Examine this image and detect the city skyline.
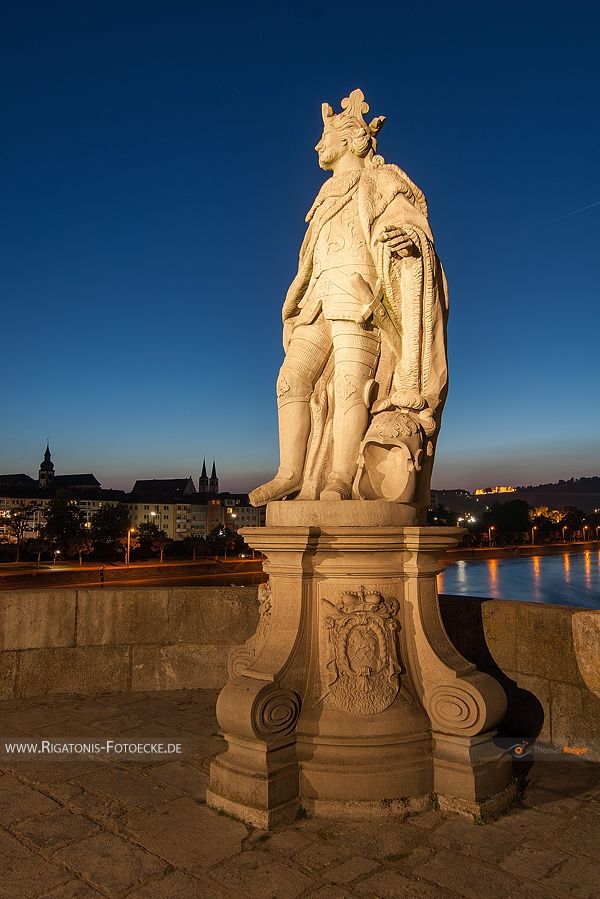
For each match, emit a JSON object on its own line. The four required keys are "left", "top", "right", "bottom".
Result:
{"left": 1, "top": 441, "right": 597, "bottom": 497}
{"left": 2, "top": 2, "right": 599, "bottom": 491}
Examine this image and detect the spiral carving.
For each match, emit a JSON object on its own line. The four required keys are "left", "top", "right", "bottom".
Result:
{"left": 427, "top": 685, "right": 481, "bottom": 733}
{"left": 253, "top": 688, "right": 301, "bottom": 738}
{"left": 227, "top": 647, "right": 252, "bottom": 679}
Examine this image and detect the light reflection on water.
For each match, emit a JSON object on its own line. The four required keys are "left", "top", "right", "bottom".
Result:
{"left": 437, "top": 551, "right": 600, "bottom": 608}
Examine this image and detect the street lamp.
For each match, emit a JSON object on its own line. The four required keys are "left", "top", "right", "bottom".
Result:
{"left": 126, "top": 527, "right": 135, "bottom": 566}
{"left": 531, "top": 526, "right": 537, "bottom": 546}
{"left": 488, "top": 525, "right": 495, "bottom": 546}
{"left": 583, "top": 525, "right": 589, "bottom": 542}
{"left": 562, "top": 525, "right": 568, "bottom": 542}
{"left": 53, "top": 549, "right": 60, "bottom": 567}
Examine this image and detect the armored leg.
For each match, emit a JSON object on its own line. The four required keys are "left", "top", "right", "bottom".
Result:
{"left": 250, "top": 320, "right": 330, "bottom": 506}
{"left": 320, "top": 322, "right": 380, "bottom": 500}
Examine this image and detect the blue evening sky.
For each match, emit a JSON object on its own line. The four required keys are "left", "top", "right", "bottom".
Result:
{"left": 1, "top": 1, "right": 599, "bottom": 492}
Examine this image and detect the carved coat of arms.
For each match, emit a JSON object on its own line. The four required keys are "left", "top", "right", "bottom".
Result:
{"left": 320, "top": 587, "right": 402, "bottom": 716}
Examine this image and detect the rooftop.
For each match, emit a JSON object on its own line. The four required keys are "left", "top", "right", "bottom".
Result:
{"left": 130, "top": 478, "right": 197, "bottom": 499}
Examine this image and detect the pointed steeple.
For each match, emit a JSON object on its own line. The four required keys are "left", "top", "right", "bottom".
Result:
{"left": 209, "top": 459, "right": 219, "bottom": 494}
{"left": 39, "top": 443, "right": 55, "bottom": 488}
{"left": 199, "top": 457, "right": 209, "bottom": 493}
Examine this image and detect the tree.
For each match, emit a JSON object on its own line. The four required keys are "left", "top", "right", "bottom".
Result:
{"left": 24, "top": 534, "right": 52, "bottom": 567}
{"left": 182, "top": 534, "right": 206, "bottom": 561}
{"left": 528, "top": 506, "right": 563, "bottom": 525}
{"left": 90, "top": 503, "right": 130, "bottom": 545}
{"left": 116, "top": 532, "right": 139, "bottom": 563}
{"left": 151, "top": 530, "right": 172, "bottom": 563}
{"left": 134, "top": 522, "right": 162, "bottom": 559}
{"left": 2, "top": 503, "right": 41, "bottom": 561}
{"left": 43, "top": 491, "right": 82, "bottom": 553}
{"left": 482, "top": 500, "right": 530, "bottom": 541}
{"left": 137, "top": 522, "right": 161, "bottom": 543}
{"left": 498, "top": 500, "right": 530, "bottom": 534}
{"left": 206, "top": 525, "right": 244, "bottom": 559}
{"left": 67, "top": 534, "right": 94, "bottom": 566}
{"left": 560, "top": 506, "right": 585, "bottom": 530}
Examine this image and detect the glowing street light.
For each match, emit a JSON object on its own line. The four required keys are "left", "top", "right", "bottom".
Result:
{"left": 126, "top": 527, "right": 136, "bottom": 566}
{"left": 53, "top": 549, "right": 60, "bottom": 567}
{"left": 531, "top": 526, "right": 537, "bottom": 546}
{"left": 583, "top": 525, "right": 589, "bottom": 542}
{"left": 488, "top": 525, "right": 495, "bottom": 546}
{"left": 562, "top": 525, "right": 568, "bottom": 542}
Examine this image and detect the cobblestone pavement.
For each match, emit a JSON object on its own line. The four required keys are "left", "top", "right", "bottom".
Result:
{"left": 0, "top": 690, "right": 599, "bottom": 898}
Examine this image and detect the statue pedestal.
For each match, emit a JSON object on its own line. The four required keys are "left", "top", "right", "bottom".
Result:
{"left": 207, "top": 502, "right": 515, "bottom": 828}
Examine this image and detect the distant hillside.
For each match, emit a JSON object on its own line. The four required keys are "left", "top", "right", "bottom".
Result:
{"left": 512, "top": 477, "right": 600, "bottom": 513}
{"left": 434, "top": 477, "right": 600, "bottom": 514}
{"left": 517, "top": 477, "right": 600, "bottom": 494}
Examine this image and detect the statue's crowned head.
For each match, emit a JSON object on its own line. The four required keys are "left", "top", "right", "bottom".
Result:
{"left": 316, "top": 88, "right": 385, "bottom": 170}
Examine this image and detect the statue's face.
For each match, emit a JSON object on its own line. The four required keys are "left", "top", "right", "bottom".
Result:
{"left": 315, "top": 125, "right": 348, "bottom": 170}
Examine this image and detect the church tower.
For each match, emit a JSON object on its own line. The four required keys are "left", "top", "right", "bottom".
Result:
{"left": 209, "top": 460, "right": 219, "bottom": 495}
{"left": 38, "top": 443, "right": 55, "bottom": 488}
{"left": 199, "top": 459, "right": 209, "bottom": 493}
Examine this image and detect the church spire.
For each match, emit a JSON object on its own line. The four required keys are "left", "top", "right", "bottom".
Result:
{"left": 39, "top": 443, "right": 55, "bottom": 488}
{"left": 199, "top": 457, "right": 209, "bottom": 493}
{"left": 209, "top": 459, "right": 219, "bottom": 494}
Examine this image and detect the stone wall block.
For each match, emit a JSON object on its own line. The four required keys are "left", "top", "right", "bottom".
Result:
{"left": 0, "top": 591, "right": 76, "bottom": 651}
{"left": 0, "top": 652, "right": 17, "bottom": 699}
{"left": 549, "top": 682, "right": 600, "bottom": 761}
{"left": 439, "top": 596, "right": 517, "bottom": 672}
{"left": 76, "top": 589, "right": 170, "bottom": 645}
{"left": 131, "top": 644, "right": 230, "bottom": 691}
{"left": 167, "top": 587, "right": 259, "bottom": 644}
{"left": 508, "top": 671, "right": 552, "bottom": 745}
{"left": 571, "top": 611, "right": 600, "bottom": 697}
{"left": 16, "top": 647, "right": 130, "bottom": 697}
{"left": 515, "top": 605, "right": 581, "bottom": 684}
{"left": 481, "top": 601, "right": 517, "bottom": 672}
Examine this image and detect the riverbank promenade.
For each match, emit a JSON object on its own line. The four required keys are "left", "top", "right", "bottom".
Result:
{"left": 1, "top": 542, "right": 599, "bottom": 592}
{"left": 1, "top": 688, "right": 599, "bottom": 897}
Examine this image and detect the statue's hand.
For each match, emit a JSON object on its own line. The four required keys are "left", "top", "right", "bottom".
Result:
{"left": 373, "top": 391, "right": 426, "bottom": 414}
{"left": 372, "top": 391, "right": 437, "bottom": 436}
{"left": 377, "top": 226, "right": 420, "bottom": 258}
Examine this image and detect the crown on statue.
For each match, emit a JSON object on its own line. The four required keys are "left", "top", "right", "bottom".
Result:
{"left": 321, "top": 88, "right": 386, "bottom": 139}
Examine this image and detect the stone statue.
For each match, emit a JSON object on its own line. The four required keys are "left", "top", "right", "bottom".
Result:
{"left": 250, "top": 89, "right": 448, "bottom": 515}
{"left": 209, "top": 94, "right": 514, "bottom": 827}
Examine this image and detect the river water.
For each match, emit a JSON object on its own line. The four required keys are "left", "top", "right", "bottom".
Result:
{"left": 438, "top": 550, "right": 600, "bottom": 608}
